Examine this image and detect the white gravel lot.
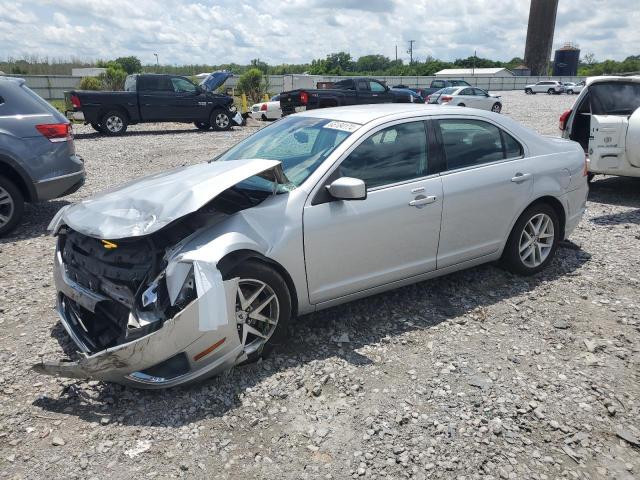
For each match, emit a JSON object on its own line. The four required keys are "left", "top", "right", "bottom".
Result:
{"left": 1, "top": 91, "right": 639, "bottom": 480}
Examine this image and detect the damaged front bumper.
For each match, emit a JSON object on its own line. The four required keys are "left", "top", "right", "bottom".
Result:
{"left": 33, "top": 250, "right": 247, "bottom": 388}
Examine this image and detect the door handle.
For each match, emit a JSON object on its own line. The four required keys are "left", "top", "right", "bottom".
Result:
{"left": 511, "top": 173, "right": 532, "bottom": 183}
{"left": 409, "top": 195, "right": 437, "bottom": 207}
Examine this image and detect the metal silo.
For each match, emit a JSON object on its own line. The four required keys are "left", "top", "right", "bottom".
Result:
{"left": 553, "top": 44, "right": 581, "bottom": 76}
{"left": 524, "top": 0, "right": 559, "bottom": 76}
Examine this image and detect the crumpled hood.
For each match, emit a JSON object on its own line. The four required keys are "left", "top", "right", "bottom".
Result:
{"left": 56, "top": 159, "right": 281, "bottom": 239}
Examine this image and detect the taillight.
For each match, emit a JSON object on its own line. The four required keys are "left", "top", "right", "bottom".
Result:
{"left": 260, "top": 103, "right": 267, "bottom": 111}
{"left": 70, "top": 94, "right": 81, "bottom": 109}
{"left": 299, "top": 91, "right": 308, "bottom": 104}
{"left": 36, "top": 123, "right": 72, "bottom": 143}
{"left": 559, "top": 109, "right": 572, "bottom": 131}
{"left": 441, "top": 95, "right": 453, "bottom": 102}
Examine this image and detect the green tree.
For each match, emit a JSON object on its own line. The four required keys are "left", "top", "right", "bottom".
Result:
{"left": 99, "top": 66, "right": 127, "bottom": 90}
{"left": 237, "top": 68, "right": 269, "bottom": 103}
{"left": 114, "top": 56, "right": 142, "bottom": 74}
{"left": 79, "top": 76, "right": 102, "bottom": 90}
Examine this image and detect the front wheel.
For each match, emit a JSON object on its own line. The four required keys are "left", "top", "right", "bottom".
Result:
{"left": 223, "top": 261, "right": 292, "bottom": 362}
{"left": 525, "top": 88, "right": 532, "bottom": 94}
{"left": 458, "top": 103, "right": 466, "bottom": 107}
{"left": 547, "top": 89, "right": 555, "bottom": 95}
{"left": 194, "top": 121, "right": 211, "bottom": 131}
{"left": 101, "top": 110, "right": 128, "bottom": 135}
{"left": 501, "top": 204, "right": 560, "bottom": 276}
{"left": 0, "top": 176, "right": 25, "bottom": 237}
{"left": 567, "top": 90, "right": 574, "bottom": 95}
{"left": 211, "top": 109, "right": 232, "bottom": 131}
{"left": 90, "top": 123, "right": 104, "bottom": 133}
{"left": 491, "top": 102, "right": 502, "bottom": 113}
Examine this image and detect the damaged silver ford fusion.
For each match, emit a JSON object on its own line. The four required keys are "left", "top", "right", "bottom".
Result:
{"left": 35, "top": 159, "right": 297, "bottom": 388}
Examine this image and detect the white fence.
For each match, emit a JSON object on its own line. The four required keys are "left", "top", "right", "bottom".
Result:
{"left": 6, "top": 74, "right": 586, "bottom": 100}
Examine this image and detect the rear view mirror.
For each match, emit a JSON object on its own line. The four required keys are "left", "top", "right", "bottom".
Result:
{"left": 294, "top": 131, "right": 308, "bottom": 143}
{"left": 327, "top": 177, "right": 367, "bottom": 200}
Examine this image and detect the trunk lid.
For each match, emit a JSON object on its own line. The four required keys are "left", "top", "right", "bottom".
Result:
{"left": 57, "top": 159, "right": 284, "bottom": 239}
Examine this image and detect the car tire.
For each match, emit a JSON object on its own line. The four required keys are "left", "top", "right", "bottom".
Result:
{"left": 90, "top": 123, "right": 104, "bottom": 133}
{"left": 211, "top": 109, "right": 232, "bottom": 131}
{"left": 261, "top": 114, "right": 268, "bottom": 121}
{"left": 101, "top": 110, "right": 128, "bottom": 135}
{"left": 567, "top": 89, "right": 574, "bottom": 95}
{"left": 547, "top": 89, "right": 555, "bottom": 95}
{"left": 458, "top": 103, "right": 466, "bottom": 107}
{"left": 587, "top": 172, "right": 595, "bottom": 183}
{"left": 501, "top": 203, "right": 560, "bottom": 276}
{"left": 194, "top": 121, "right": 211, "bottom": 130}
{"left": 0, "top": 176, "right": 25, "bottom": 237}
{"left": 491, "top": 102, "right": 502, "bottom": 113}
{"left": 525, "top": 88, "right": 532, "bottom": 94}
{"left": 223, "top": 260, "right": 292, "bottom": 362}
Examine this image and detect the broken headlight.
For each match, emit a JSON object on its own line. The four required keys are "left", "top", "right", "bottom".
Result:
{"left": 173, "top": 266, "right": 196, "bottom": 310}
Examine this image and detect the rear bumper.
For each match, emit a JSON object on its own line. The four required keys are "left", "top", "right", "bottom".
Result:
{"left": 563, "top": 181, "right": 588, "bottom": 239}
{"left": 35, "top": 162, "right": 86, "bottom": 201}
{"left": 34, "top": 161, "right": 85, "bottom": 201}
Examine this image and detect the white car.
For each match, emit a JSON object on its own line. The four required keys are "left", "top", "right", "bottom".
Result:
{"left": 524, "top": 81, "right": 565, "bottom": 95}
{"left": 561, "top": 76, "right": 640, "bottom": 179}
{"left": 250, "top": 95, "right": 282, "bottom": 121}
{"left": 563, "top": 82, "right": 585, "bottom": 95}
{"left": 427, "top": 87, "right": 502, "bottom": 113}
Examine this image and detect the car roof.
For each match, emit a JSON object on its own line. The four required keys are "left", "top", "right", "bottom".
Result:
{"left": 586, "top": 75, "right": 640, "bottom": 86}
{"left": 0, "top": 76, "right": 25, "bottom": 85}
{"left": 296, "top": 103, "right": 490, "bottom": 124}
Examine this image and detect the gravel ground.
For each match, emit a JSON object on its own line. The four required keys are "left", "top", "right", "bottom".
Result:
{"left": 1, "top": 91, "right": 639, "bottom": 479}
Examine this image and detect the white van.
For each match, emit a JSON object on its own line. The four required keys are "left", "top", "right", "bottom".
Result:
{"left": 560, "top": 76, "right": 640, "bottom": 179}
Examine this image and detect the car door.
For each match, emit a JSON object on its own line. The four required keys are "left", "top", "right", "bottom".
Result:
{"left": 458, "top": 88, "right": 475, "bottom": 107}
{"left": 369, "top": 80, "right": 392, "bottom": 103}
{"left": 303, "top": 120, "right": 443, "bottom": 304}
{"left": 534, "top": 82, "right": 545, "bottom": 94}
{"left": 167, "top": 77, "right": 209, "bottom": 121}
{"left": 435, "top": 117, "right": 534, "bottom": 268}
{"left": 473, "top": 88, "right": 492, "bottom": 110}
{"left": 139, "top": 76, "right": 176, "bottom": 121}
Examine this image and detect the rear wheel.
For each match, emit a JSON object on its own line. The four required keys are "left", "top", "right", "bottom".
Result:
{"left": 261, "top": 114, "right": 268, "bottom": 121}
{"left": 90, "top": 123, "right": 104, "bottom": 133}
{"left": 547, "top": 88, "right": 555, "bottom": 95}
{"left": 211, "top": 109, "right": 232, "bottom": 131}
{"left": 0, "top": 176, "right": 24, "bottom": 237}
{"left": 501, "top": 204, "right": 560, "bottom": 276}
{"left": 223, "top": 261, "right": 292, "bottom": 362}
{"left": 491, "top": 102, "right": 502, "bottom": 113}
{"left": 194, "top": 121, "right": 211, "bottom": 130}
{"left": 567, "top": 89, "right": 574, "bottom": 95}
{"left": 101, "top": 110, "right": 128, "bottom": 135}
{"left": 458, "top": 103, "right": 466, "bottom": 107}
{"left": 525, "top": 88, "right": 533, "bottom": 94}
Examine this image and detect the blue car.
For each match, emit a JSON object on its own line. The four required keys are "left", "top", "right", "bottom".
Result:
{"left": 0, "top": 77, "right": 85, "bottom": 235}
{"left": 391, "top": 87, "right": 425, "bottom": 103}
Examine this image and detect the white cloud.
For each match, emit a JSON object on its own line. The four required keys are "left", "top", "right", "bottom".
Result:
{"left": 0, "top": 0, "right": 638, "bottom": 65}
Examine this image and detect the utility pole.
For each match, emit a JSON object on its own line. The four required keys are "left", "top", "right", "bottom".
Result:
{"left": 472, "top": 49, "right": 476, "bottom": 76}
{"left": 154, "top": 53, "right": 159, "bottom": 72}
{"left": 395, "top": 45, "right": 398, "bottom": 62}
{"left": 407, "top": 40, "right": 415, "bottom": 64}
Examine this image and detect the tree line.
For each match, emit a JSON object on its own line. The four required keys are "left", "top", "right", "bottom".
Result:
{"left": 2, "top": 52, "right": 639, "bottom": 78}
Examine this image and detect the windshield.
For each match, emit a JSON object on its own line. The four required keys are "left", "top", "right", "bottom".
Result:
{"left": 216, "top": 116, "right": 358, "bottom": 187}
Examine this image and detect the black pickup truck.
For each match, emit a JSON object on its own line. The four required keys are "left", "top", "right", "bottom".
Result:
{"left": 421, "top": 79, "right": 473, "bottom": 97}
{"left": 66, "top": 72, "right": 241, "bottom": 135}
{"left": 279, "top": 77, "right": 414, "bottom": 116}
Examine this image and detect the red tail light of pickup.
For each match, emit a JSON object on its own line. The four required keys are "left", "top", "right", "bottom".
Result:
{"left": 559, "top": 109, "right": 572, "bottom": 131}
{"left": 70, "top": 94, "right": 81, "bottom": 109}
{"left": 299, "top": 91, "right": 309, "bottom": 104}
{"left": 36, "top": 123, "right": 73, "bottom": 143}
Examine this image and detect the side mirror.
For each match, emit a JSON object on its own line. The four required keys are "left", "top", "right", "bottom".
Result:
{"left": 327, "top": 177, "right": 367, "bottom": 201}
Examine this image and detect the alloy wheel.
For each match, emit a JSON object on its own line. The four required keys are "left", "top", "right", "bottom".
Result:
{"left": 519, "top": 213, "right": 555, "bottom": 268}
{"left": 215, "top": 113, "right": 230, "bottom": 129}
{"left": 105, "top": 115, "right": 124, "bottom": 133}
{"left": 0, "top": 186, "right": 15, "bottom": 228}
{"left": 491, "top": 103, "right": 501, "bottom": 113}
{"left": 235, "top": 279, "right": 280, "bottom": 355}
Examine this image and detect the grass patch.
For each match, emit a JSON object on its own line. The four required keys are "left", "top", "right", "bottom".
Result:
{"left": 49, "top": 99, "right": 66, "bottom": 113}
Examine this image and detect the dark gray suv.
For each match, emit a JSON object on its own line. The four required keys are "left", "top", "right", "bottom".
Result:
{"left": 0, "top": 77, "right": 85, "bottom": 236}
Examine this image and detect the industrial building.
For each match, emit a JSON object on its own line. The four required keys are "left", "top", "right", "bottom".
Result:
{"left": 434, "top": 68, "right": 514, "bottom": 77}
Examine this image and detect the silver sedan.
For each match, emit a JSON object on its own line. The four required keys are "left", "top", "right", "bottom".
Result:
{"left": 428, "top": 86, "right": 503, "bottom": 113}
{"left": 36, "top": 104, "right": 587, "bottom": 388}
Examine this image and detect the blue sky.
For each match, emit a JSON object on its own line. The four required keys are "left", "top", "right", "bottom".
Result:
{"left": 0, "top": 0, "right": 637, "bottom": 65}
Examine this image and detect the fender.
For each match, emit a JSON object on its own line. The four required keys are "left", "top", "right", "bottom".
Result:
{"left": 0, "top": 153, "right": 37, "bottom": 201}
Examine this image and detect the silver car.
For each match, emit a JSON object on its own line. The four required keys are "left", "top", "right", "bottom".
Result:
{"left": 35, "top": 104, "right": 588, "bottom": 388}
{"left": 428, "top": 87, "right": 502, "bottom": 113}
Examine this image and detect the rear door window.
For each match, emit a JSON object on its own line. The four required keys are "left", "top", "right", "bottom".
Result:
{"left": 437, "top": 119, "right": 522, "bottom": 170}
{"left": 589, "top": 82, "right": 640, "bottom": 115}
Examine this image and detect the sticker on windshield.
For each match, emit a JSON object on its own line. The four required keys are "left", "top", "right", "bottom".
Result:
{"left": 324, "top": 121, "right": 361, "bottom": 132}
